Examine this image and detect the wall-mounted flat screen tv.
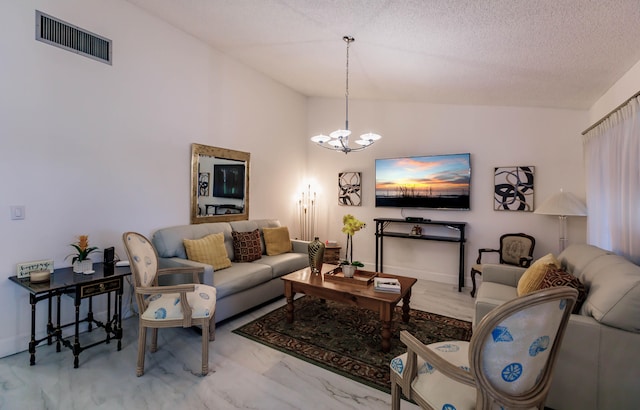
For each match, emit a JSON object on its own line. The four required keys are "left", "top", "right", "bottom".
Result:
{"left": 375, "top": 153, "right": 471, "bottom": 210}
{"left": 213, "top": 164, "right": 245, "bottom": 199}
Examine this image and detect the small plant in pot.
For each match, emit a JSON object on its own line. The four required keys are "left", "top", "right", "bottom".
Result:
{"left": 340, "top": 260, "right": 364, "bottom": 278}
{"left": 66, "top": 235, "right": 98, "bottom": 273}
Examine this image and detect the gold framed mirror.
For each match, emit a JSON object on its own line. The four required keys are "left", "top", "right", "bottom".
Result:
{"left": 191, "top": 143, "right": 250, "bottom": 224}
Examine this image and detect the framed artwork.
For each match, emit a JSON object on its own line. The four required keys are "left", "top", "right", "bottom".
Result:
{"left": 198, "top": 172, "right": 210, "bottom": 197}
{"left": 494, "top": 166, "right": 535, "bottom": 211}
{"left": 338, "top": 172, "right": 362, "bottom": 206}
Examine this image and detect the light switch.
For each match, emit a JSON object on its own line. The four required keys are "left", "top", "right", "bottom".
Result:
{"left": 10, "top": 205, "right": 25, "bottom": 220}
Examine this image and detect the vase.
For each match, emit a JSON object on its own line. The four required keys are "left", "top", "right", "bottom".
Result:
{"left": 308, "top": 237, "right": 325, "bottom": 274}
{"left": 342, "top": 264, "right": 356, "bottom": 278}
{"left": 73, "top": 259, "right": 93, "bottom": 273}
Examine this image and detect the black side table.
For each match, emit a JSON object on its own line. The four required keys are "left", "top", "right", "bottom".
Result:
{"left": 9, "top": 263, "right": 131, "bottom": 368}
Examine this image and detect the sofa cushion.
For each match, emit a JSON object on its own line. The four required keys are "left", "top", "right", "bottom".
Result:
{"left": 538, "top": 267, "right": 587, "bottom": 313}
{"left": 211, "top": 263, "right": 273, "bottom": 299}
{"left": 258, "top": 253, "right": 309, "bottom": 278}
{"left": 557, "top": 244, "right": 612, "bottom": 282}
{"left": 232, "top": 229, "right": 262, "bottom": 262}
{"left": 183, "top": 232, "right": 231, "bottom": 271}
{"left": 263, "top": 226, "right": 292, "bottom": 256}
{"left": 152, "top": 222, "right": 232, "bottom": 259}
{"left": 517, "top": 253, "right": 560, "bottom": 296}
{"left": 578, "top": 254, "right": 640, "bottom": 332}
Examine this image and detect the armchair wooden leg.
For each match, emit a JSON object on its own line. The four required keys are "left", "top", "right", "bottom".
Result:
{"left": 391, "top": 379, "right": 401, "bottom": 410}
{"left": 470, "top": 268, "right": 481, "bottom": 298}
{"left": 137, "top": 324, "right": 146, "bottom": 377}
{"left": 208, "top": 313, "right": 216, "bottom": 341}
{"left": 201, "top": 321, "right": 209, "bottom": 376}
{"left": 150, "top": 328, "right": 158, "bottom": 353}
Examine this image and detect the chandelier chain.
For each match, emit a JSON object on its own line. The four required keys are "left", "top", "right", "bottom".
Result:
{"left": 344, "top": 36, "right": 353, "bottom": 131}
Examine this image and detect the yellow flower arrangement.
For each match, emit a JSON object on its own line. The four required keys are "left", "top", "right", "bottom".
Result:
{"left": 67, "top": 235, "right": 99, "bottom": 263}
{"left": 341, "top": 214, "right": 366, "bottom": 266}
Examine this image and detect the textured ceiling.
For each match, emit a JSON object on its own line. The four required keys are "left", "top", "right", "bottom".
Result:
{"left": 125, "top": 0, "right": 640, "bottom": 109}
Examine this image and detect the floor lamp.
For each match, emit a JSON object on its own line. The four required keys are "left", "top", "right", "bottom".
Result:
{"left": 534, "top": 189, "right": 587, "bottom": 253}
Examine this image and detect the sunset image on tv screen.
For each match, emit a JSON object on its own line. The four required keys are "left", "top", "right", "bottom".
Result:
{"left": 375, "top": 153, "right": 471, "bottom": 209}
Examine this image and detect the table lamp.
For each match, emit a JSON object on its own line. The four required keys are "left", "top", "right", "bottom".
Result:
{"left": 534, "top": 189, "right": 587, "bottom": 253}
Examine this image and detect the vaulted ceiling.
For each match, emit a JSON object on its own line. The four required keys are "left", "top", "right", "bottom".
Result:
{"left": 126, "top": 0, "right": 640, "bottom": 110}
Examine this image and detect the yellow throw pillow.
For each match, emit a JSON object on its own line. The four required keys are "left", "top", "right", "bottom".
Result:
{"left": 263, "top": 226, "right": 292, "bottom": 256}
{"left": 183, "top": 232, "right": 231, "bottom": 270}
{"left": 517, "top": 253, "right": 560, "bottom": 296}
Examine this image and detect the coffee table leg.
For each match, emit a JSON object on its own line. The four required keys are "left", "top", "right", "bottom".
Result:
{"left": 402, "top": 289, "right": 412, "bottom": 323}
{"left": 381, "top": 320, "right": 392, "bottom": 352}
{"left": 286, "top": 295, "right": 294, "bottom": 323}
{"left": 284, "top": 282, "right": 294, "bottom": 323}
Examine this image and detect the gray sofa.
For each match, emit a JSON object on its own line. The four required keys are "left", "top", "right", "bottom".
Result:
{"left": 474, "top": 243, "right": 640, "bottom": 410}
{"left": 151, "top": 219, "right": 309, "bottom": 323}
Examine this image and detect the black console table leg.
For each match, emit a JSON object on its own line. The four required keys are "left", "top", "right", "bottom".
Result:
{"left": 116, "top": 286, "right": 123, "bottom": 350}
{"left": 73, "top": 300, "right": 80, "bottom": 368}
{"left": 56, "top": 293, "right": 62, "bottom": 352}
{"left": 46, "top": 294, "right": 53, "bottom": 345}
{"left": 29, "top": 294, "right": 37, "bottom": 366}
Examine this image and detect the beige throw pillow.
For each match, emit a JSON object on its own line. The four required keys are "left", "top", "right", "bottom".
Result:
{"left": 517, "top": 253, "right": 560, "bottom": 296}
{"left": 183, "top": 232, "right": 231, "bottom": 270}
{"left": 263, "top": 226, "right": 292, "bottom": 256}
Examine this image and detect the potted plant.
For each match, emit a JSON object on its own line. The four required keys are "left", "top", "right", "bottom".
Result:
{"left": 341, "top": 214, "right": 365, "bottom": 277}
{"left": 67, "top": 235, "right": 98, "bottom": 273}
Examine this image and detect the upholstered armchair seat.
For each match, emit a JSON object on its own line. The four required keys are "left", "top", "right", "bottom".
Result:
{"left": 141, "top": 285, "right": 216, "bottom": 321}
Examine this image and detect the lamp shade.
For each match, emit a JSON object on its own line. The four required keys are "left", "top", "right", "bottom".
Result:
{"left": 534, "top": 190, "right": 587, "bottom": 216}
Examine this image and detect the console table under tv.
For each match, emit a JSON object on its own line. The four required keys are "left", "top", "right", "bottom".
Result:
{"left": 374, "top": 218, "right": 467, "bottom": 292}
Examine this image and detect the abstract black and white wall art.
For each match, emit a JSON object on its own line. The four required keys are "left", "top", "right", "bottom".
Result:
{"left": 338, "top": 172, "right": 362, "bottom": 206}
{"left": 494, "top": 166, "right": 535, "bottom": 211}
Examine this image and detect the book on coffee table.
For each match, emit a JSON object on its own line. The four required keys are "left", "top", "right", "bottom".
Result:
{"left": 374, "top": 277, "right": 401, "bottom": 293}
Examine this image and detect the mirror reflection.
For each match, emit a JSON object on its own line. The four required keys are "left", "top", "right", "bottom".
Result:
{"left": 191, "top": 143, "right": 250, "bottom": 224}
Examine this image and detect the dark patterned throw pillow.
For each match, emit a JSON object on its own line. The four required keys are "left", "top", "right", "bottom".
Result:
{"left": 539, "top": 267, "right": 587, "bottom": 314}
{"left": 232, "top": 229, "right": 262, "bottom": 262}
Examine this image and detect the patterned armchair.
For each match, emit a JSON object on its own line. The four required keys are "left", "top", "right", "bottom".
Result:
{"left": 390, "top": 287, "right": 577, "bottom": 410}
{"left": 122, "top": 232, "right": 217, "bottom": 376}
{"left": 470, "top": 233, "right": 535, "bottom": 297}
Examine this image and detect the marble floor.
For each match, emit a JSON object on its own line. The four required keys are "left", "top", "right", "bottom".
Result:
{"left": 0, "top": 280, "right": 474, "bottom": 410}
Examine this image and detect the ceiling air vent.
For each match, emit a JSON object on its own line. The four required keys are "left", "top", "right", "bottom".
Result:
{"left": 35, "top": 10, "right": 112, "bottom": 65}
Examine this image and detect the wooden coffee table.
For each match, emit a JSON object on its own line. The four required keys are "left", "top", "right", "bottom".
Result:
{"left": 281, "top": 264, "right": 417, "bottom": 352}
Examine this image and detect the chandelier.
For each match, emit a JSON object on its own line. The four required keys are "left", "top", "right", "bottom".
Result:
{"left": 310, "top": 36, "right": 382, "bottom": 154}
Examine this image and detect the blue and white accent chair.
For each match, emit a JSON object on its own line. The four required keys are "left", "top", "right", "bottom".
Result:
{"left": 122, "top": 232, "right": 217, "bottom": 376}
{"left": 390, "top": 287, "right": 577, "bottom": 410}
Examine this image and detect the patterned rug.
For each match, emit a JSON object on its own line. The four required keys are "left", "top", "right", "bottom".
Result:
{"left": 233, "top": 296, "right": 472, "bottom": 392}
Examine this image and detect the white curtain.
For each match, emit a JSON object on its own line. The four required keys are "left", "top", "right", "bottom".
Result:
{"left": 582, "top": 96, "right": 640, "bottom": 264}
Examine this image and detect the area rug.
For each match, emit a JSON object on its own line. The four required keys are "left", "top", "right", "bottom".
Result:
{"left": 233, "top": 296, "right": 472, "bottom": 392}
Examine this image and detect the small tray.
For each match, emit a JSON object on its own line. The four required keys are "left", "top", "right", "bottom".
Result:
{"left": 324, "top": 269, "right": 377, "bottom": 287}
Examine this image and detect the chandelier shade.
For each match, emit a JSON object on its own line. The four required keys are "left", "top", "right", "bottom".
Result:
{"left": 310, "top": 36, "right": 382, "bottom": 154}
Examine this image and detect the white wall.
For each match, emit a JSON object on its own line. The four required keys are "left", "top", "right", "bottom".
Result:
{"left": 0, "top": 0, "right": 306, "bottom": 357}
{"left": 306, "top": 98, "right": 588, "bottom": 284}
{"left": 589, "top": 58, "right": 640, "bottom": 123}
